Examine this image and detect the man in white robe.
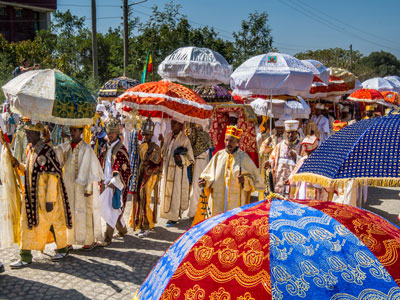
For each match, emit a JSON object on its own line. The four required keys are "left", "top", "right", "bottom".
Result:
{"left": 311, "top": 103, "right": 330, "bottom": 143}
{"left": 198, "top": 126, "right": 265, "bottom": 217}
{"left": 159, "top": 119, "right": 194, "bottom": 226}
{"left": 265, "top": 120, "right": 302, "bottom": 197}
{"left": 98, "top": 118, "right": 131, "bottom": 246}
{"left": 56, "top": 126, "right": 104, "bottom": 249}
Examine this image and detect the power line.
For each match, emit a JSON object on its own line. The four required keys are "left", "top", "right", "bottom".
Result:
{"left": 294, "top": 0, "right": 399, "bottom": 46}
{"left": 278, "top": 0, "right": 400, "bottom": 52}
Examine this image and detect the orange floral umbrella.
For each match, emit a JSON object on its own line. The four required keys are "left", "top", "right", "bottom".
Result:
{"left": 381, "top": 91, "right": 399, "bottom": 106}
{"left": 116, "top": 80, "right": 213, "bottom": 126}
{"left": 347, "top": 88, "right": 397, "bottom": 108}
{"left": 347, "top": 88, "right": 384, "bottom": 102}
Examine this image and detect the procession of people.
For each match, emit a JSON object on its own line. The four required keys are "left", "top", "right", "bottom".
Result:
{"left": 0, "top": 48, "right": 399, "bottom": 300}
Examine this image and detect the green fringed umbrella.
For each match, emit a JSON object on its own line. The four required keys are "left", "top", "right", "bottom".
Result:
{"left": 2, "top": 69, "right": 96, "bottom": 126}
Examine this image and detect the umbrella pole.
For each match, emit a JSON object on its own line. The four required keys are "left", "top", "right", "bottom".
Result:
{"left": 270, "top": 94, "right": 273, "bottom": 133}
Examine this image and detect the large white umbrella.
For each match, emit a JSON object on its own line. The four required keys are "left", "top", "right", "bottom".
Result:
{"left": 384, "top": 76, "right": 400, "bottom": 91}
{"left": 157, "top": 46, "right": 233, "bottom": 85}
{"left": 362, "top": 77, "right": 399, "bottom": 93}
{"left": 301, "top": 59, "right": 330, "bottom": 84}
{"left": 230, "top": 53, "right": 314, "bottom": 97}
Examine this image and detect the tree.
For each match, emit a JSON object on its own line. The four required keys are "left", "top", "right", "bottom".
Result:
{"left": 232, "top": 12, "right": 274, "bottom": 68}
{"left": 295, "top": 48, "right": 363, "bottom": 71}
{"left": 354, "top": 51, "right": 400, "bottom": 81}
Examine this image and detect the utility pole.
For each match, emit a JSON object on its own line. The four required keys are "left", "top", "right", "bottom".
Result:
{"left": 122, "top": 0, "right": 148, "bottom": 77}
{"left": 349, "top": 44, "right": 353, "bottom": 72}
{"left": 123, "top": 0, "right": 129, "bottom": 77}
{"left": 91, "top": 0, "right": 98, "bottom": 84}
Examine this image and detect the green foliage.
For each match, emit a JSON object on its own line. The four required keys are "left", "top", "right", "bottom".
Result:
{"left": 295, "top": 48, "right": 363, "bottom": 70}
{"left": 355, "top": 51, "right": 400, "bottom": 81}
{"left": 295, "top": 48, "right": 400, "bottom": 81}
{"left": 232, "top": 12, "right": 273, "bottom": 68}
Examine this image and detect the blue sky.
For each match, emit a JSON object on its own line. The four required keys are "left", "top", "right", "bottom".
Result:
{"left": 57, "top": 0, "right": 400, "bottom": 58}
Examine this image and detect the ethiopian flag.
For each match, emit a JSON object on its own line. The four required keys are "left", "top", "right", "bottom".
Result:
{"left": 141, "top": 51, "right": 153, "bottom": 83}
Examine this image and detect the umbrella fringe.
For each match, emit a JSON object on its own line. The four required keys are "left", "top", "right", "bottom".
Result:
{"left": 292, "top": 173, "right": 400, "bottom": 188}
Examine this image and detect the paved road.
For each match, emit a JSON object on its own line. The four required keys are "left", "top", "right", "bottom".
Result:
{"left": 0, "top": 187, "right": 399, "bottom": 300}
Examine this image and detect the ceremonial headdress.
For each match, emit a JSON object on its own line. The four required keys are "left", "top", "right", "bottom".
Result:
{"left": 24, "top": 121, "right": 44, "bottom": 132}
{"left": 142, "top": 117, "right": 155, "bottom": 135}
{"left": 301, "top": 135, "right": 319, "bottom": 152}
{"left": 225, "top": 125, "right": 243, "bottom": 139}
{"left": 105, "top": 117, "right": 120, "bottom": 134}
{"left": 333, "top": 120, "right": 348, "bottom": 132}
{"left": 284, "top": 120, "right": 299, "bottom": 132}
{"left": 315, "top": 103, "right": 325, "bottom": 110}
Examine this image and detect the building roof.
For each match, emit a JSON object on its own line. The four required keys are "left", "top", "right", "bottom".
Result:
{"left": 0, "top": 0, "right": 57, "bottom": 12}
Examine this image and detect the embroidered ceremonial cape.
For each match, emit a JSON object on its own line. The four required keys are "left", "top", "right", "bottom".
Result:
{"left": 99, "top": 140, "right": 132, "bottom": 206}
{"left": 133, "top": 141, "right": 162, "bottom": 230}
{"left": 24, "top": 141, "right": 72, "bottom": 229}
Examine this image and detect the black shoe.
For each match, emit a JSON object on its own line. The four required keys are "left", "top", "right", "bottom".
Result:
{"left": 0, "top": 262, "right": 4, "bottom": 273}
{"left": 166, "top": 220, "right": 177, "bottom": 227}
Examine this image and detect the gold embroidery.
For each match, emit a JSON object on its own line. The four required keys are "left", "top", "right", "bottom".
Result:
{"left": 217, "top": 238, "right": 239, "bottom": 268}
{"left": 172, "top": 261, "right": 271, "bottom": 293}
{"left": 184, "top": 285, "right": 205, "bottom": 300}
{"left": 237, "top": 292, "right": 255, "bottom": 300}
{"left": 193, "top": 236, "right": 214, "bottom": 266}
{"left": 242, "top": 239, "right": 264, "bottom": 271}
{"left": 209, "top": 287, "right": 231, "bottom": 300}
{"left": 160, "top": 284, "right": 180, "bottom": 300}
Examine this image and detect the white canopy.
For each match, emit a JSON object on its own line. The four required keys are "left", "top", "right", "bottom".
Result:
{"left": 250, "top": 96, "right": 310, "bottom": 119}
{"left": 384, "top": 76, "right": 400, "bottom": 91}
{"left": 301, "top": 59, "right": 330, "bottom": 84}
{"left": 230, "top": 53, "right": 314, "bottom": 97}
{"left": 362, "top": 77, "right": 400, "bottom": 93}
{"left": 157, "top": 46, "right": 233, "bottom": 85}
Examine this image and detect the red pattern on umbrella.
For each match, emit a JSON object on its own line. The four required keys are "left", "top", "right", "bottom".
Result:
{"left": 116, "top": 80, "right": 213, "bottom": 125}
{"left": 327, "top": 74, "right": 349, "bottom": 96}
{"left": 309, "top": 75, "right": 328, "bottom": 96}
{"left": 347, "top": 88, "right": 384, "bottom": 102}
{"left": 161, "top": 201, "right": 272, "bottom": 299}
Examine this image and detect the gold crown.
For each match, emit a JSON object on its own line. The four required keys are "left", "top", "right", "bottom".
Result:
{"left": 24, "top": 121, "right": 44, "bottom": 132}
{"left": 225, "top": 125, "right": 243, "bottom": 139}
{"left": 142, "top": 117, "right": 155, "bottom": 135}
{"left": 105, "top": 117, "right": 120, "bottom": 133}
